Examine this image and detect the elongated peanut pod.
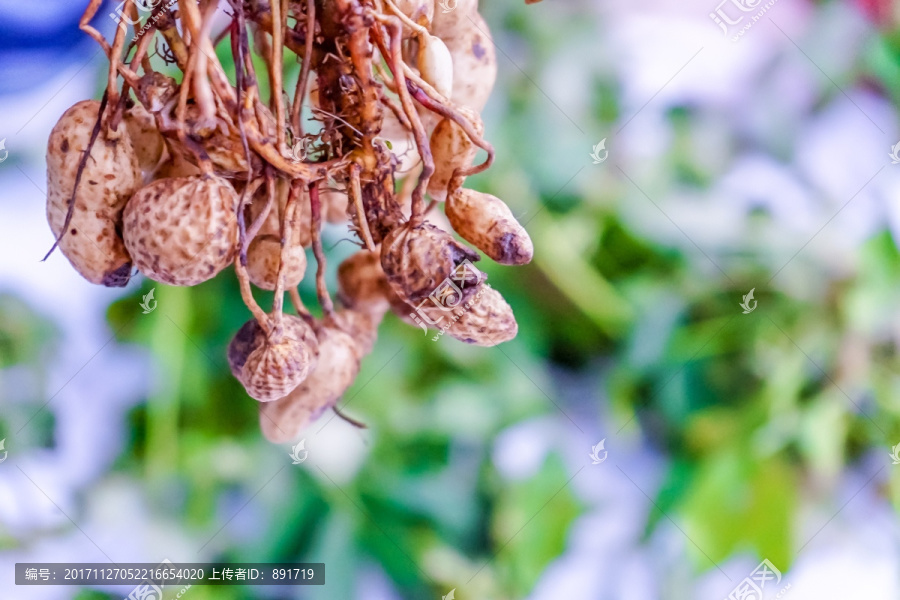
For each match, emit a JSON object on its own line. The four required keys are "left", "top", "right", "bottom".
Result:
{"left": 417, "top": 33, "right": 454, "bottom": 99}
{"left": 259, "top": 326, "right": 361, "bottom": 443}
{"left": 428, "top": 285, "right": 518, "bottom": 346}
{"left": 427, "top": 108, "right": 482, "bottom": 201}
{"left": 444, "top": 12, "right": 497, "bottom": 112}
{"left": 46, "top": 100, "right": 140, "bottom": 287}
{"left": 446, "top": 188, "right": 533, "bottom": 265}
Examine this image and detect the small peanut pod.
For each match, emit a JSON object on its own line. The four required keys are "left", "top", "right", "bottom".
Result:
{"left": 337, "top": 249, "right": 392, "bottom": 316}
{"left": 417, "top": 32, "right": 454, "bottom": 99}
{"left": 246, "top": 236, "right": 308, "bottom": 291}
{"left": 46, "top": 100, "right": 141, "bottom": 287}
{"left": 427, "top": 108, "right": 482, "bottom": 201}
{"left": 229, "top": 315, "right": 319, "bottom": 403}
{"left": 380, "top": 221, "right": 484, "bottom": 305}
{"left": 259, "top": 326, "right": 361, "bottom": 443}
{"left": 332, "top": 308, "right": 384, "bottom": 356}
{"left": 124, "top": 104, "right": 165, "bottom": 172}
{"left": 123, "top": 174, "right": 239, "bottom": 286}
{"left": 446, "top": 188, "right": 533, "bottom": 265}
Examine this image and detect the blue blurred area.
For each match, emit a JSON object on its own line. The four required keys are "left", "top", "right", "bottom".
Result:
{"left": 0, "top": 0, "right": 102, "bottom": 94}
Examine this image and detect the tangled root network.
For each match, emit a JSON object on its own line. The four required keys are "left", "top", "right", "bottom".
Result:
{"left": 45, "top": 0, "right": 539, "bottom": 442}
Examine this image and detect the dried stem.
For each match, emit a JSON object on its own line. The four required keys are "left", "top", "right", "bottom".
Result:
{"left": 269, "top": 0, "right": 288, "bottom": 150}
{"left": 235, "top": 257, "right": 272, "bottom": 334}
{"left": 408, "top": 82, "right": 494, "bottom": 179}
{"left": 243, "top": 177, "right": 271, "bottom": 252}
{"left": 272, "top": 177, "right": 300, "bottom": 334}
{"left": 350, "top": 163, "right": 377, "bottom": 252}
{"left": 289, "top": 287, "right": 312, "bottom": 320}
{"left": 291, "top": 0, "right": 316, "bottom": 135}
{"left": 376, "top": 18, "right": 433, "bottom": 225}
{"left": 308, "top": 181, "right": 335, "bottom": 317}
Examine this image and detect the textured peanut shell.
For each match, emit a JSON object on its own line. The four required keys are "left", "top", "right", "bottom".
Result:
{"left": 246, "top": 235, "right": 308, "bottom": 291}
{"left": 443, "top": 12, "right": 497, "bottom": 112}
{"left": 228, "top": 315, "right": 319, "bottom": 403}
{"left": 446, "top": 188, "right": 533, "bottom": 265}
{"left": 123, "top": 174, "right": 239, "bottom": 286}
{"left": 380, "top": 221, "right": 482, "bottom": 304}
{"left": 338, "top": 250, "right": 391, "bottom": 315}
{"left": 432, "top": 285, "right": 518, "bottom": 346}
{"left": 124, "top": 104, "right": 164, "bottom": 172}
{"left": 427, "top": 108, "right": 482, "bottom": 201}
{"left": 46, "top": 99, "right": 140, "bottom": 287}
{"left": 333, "top": 308, "right": 385, "bottom": 356}
{"left": 259, "top": 327, "right": 361, "bottom": 443}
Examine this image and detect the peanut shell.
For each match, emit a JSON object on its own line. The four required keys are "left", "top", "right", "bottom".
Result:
{"left": 228, "top": 315, "right": 319, "bottom": 402}
{"left": 444, "top": 11, "right": 497, "bottom": 112}
{"left": 246, "top": 235, "right": 308, "bottom": 291}
{"left": 380, "top": 221, "right": 484, "bottom": 304}
{"left": 123, "top": 174, "right": 239, "bottom": 286}
{"left": 338, "top": 249, "right": 392, "bottom": 315}
{"left": 446, "top": 188, "right": 533, "bottom": 265}
{"left": 124, "top": 103, "right": 164, "bottom": 172}
{"left": 46, "top": 99, "right": 140, "bottom": 287}
{"left": 259, "top": 326, "right": 361, "bottom": 443}
{"left": 430, "top": 284, "right": 518, "bottom": 346}
{"left": 427, "top": 108, "right": 482, "bottom": 201}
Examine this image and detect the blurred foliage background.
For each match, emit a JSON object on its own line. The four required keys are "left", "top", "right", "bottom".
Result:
{"left": 4, "top": 0, "right": 900, "bottom": 598}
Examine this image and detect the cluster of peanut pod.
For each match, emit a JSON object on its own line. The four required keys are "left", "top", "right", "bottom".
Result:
{"left": 45, "top": 0, "right": 535, "bottom": 442}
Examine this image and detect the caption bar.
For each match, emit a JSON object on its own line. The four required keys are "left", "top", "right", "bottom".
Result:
{"left": 16, "top": 563, "right": 324, "bottom": 586}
